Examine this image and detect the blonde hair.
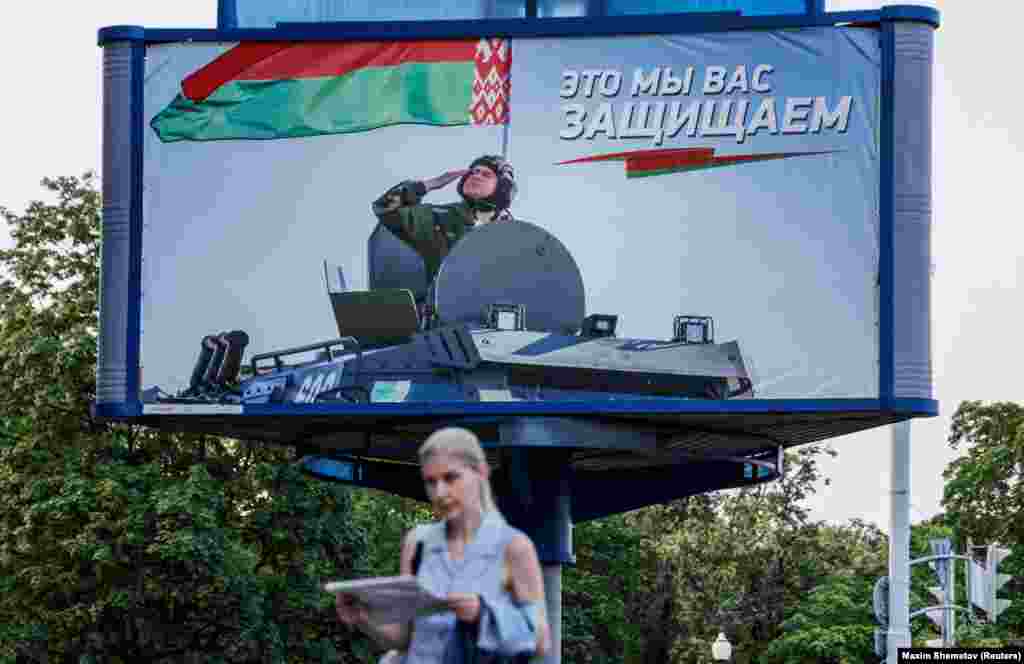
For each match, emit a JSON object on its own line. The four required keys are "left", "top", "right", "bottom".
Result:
{"left": 419, "top": 427, "right": 501, "bottom": 517}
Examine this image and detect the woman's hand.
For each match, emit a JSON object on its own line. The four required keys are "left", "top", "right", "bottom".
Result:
{"left": 378, "top": 651, "right": 404, "bottom": 664}
{"left": 446, "top": 592, "right": 481, "bottom": 623}
{"left": 423, "top": 170, "right": 468, "bottom": 192}
{"left": 335, "top": 593, "right": 370, "bottom": 628}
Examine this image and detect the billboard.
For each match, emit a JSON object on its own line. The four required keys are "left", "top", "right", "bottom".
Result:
{"left": 131, "top": 24, "right": 883, "bottom": 413}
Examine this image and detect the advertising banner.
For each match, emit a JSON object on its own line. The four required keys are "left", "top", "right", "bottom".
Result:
{"left": 140, "top": 26, "right": 880, "bottom": 411}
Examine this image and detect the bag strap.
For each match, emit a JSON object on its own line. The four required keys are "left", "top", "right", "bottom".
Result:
{"left": 411, "top": 540, "right": 424, "bottom": 575}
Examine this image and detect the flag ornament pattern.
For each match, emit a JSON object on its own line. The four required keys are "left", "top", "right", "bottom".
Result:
{"left": 470, "top": 38, "right": 510, "bottom": 125}
{"left": 556, "top": 147, "right": 839, "bottom": 178}
{"left": 151, "top": 38, "right": 510, "bottom": 143}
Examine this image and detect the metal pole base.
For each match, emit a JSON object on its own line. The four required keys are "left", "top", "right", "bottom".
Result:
{"left": 493, "top": 448, "right": 574, "bottom": 664}
{"left": 541, "top": 565, "right": 563, "bottom": 664}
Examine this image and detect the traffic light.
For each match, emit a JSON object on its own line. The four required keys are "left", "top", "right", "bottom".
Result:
{"left": 873, "top": 576, "right": 889, "bottom": 625}
{"left": 988, "top": 546, "right": 1012, "bottom": 622}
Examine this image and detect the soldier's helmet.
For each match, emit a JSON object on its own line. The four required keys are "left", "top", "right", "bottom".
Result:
{"left": 457, "top": 155, "right": 517, "bottom": 212}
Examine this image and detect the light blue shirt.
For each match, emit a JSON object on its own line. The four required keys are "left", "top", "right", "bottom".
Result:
{"left": 403, "top": 511, "right": 539, "bottom": 663}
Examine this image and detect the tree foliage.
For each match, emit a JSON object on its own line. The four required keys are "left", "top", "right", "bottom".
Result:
{"left": 638, "top": 446, "right": 879, "bottom": 664}
{"left": 0, "top": 175, "right": 369, "bottom": 662}
{"left": 943, "top": 400, "right": 1024, "bottom": 636}
{"left": 944, "top": 401, "right": 1024, "bottom": 548}
{"left": 555, "top": 445, "right": 894, "bottom": 664}
{"left": 762, "top": 574, "right": 878, "bottom": 664}
{"left": 561, "top": 513, "right": 646, "bottom": 664}
{"left": 350, "top": 489, "right": 433, "bottom": 578}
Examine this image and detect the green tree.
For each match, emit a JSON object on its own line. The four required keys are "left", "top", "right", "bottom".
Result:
{"left": 604, "top": 446, "right": 873, "bottom": 663}
{"left": 762, "top": 574, "right": 878, "bottom": 664}
{"left": 350, "top": 489, "right": 433, "bottom": 578}
{"left": 942, "top": 400, "right": 1024, "bottom": 637}
{"left": 561, "top": 513, "right": 646, "bottom": 664}
{"left": 0, "top": 174, "right": 368, "bottom": 662}
{"left": 684, "top": 447, "right": 842, "bottom": 663}
{"left": 763, "top": 517, "right": 964, "bottom": 663}
{"left": 944, "top": 401, "right": 1024, "bottom": 547}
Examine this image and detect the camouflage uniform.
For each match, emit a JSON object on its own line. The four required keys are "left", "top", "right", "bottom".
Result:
{"left": 372, "top": 180, "right": 512, "bottom": 286}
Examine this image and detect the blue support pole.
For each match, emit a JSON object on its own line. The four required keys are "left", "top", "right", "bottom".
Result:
{"left": 492, "top": 449, "right": 573, "bottom": 664}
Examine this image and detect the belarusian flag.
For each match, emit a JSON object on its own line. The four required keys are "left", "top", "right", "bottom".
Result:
{"left": 151, "top": 38, "right": 510, "bottom": 143}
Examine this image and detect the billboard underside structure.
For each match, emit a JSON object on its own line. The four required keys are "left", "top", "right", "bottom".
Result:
{"left": 97, "top": 11, "right": 936, "bottom": 481}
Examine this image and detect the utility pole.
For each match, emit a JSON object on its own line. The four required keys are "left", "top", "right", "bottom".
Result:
{"left": 887, "top": 420, "right": 912, "bottom": 664}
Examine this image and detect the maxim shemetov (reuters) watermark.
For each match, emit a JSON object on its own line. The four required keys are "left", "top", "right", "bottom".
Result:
{"left": 898, "top": 648, "right": 1023, "bottom": 661}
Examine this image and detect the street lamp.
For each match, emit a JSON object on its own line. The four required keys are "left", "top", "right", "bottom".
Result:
{"left": 711, "top": 632, "right": 732, "bottom": 661}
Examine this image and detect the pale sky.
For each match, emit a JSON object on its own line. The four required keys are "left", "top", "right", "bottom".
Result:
{"left": 2, "top": 0, "right": 1019, "bottom": 531}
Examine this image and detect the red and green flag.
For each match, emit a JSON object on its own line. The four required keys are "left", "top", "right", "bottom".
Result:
{"left": 151, "top": 38, "right": 510, "bottom": 143}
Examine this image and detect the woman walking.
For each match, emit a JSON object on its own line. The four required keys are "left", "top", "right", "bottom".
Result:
{"left": 337, "top": 427, "right": 550, "bottom": 663}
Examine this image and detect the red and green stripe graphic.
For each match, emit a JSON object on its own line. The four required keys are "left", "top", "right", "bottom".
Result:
{"left": 151, "top": 39, "right": 510, "bottom": 143}
{"left": 556, "top": 147, "right": 838, "bottom": 178}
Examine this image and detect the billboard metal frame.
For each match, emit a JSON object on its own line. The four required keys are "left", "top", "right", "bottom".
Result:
{"left": 96, "top": 5, "right": 941, "bottom": 425}
{"left": 107, "top": 6, "right": 935, "bottom": 43}
{"left": 215, "top": 0, "right": 829, "bottom": 28}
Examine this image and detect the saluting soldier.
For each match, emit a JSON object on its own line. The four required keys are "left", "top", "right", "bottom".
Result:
{"left": 371, "top": 155, "right": 518, "bottom": 288}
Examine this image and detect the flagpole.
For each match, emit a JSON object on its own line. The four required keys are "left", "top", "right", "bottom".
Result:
{"left": 502, "top": 37, "right": 511, "bottom": 160}
{"left": 478, "top": 0, "right": 509, "bottom": 160}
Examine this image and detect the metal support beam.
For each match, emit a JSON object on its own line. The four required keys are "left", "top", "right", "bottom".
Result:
{"left": 492, "top": 448, "right": 573, "bottom": 664}
{"left": 887, "top": 420, "right": 911, "bottom": 663}
{"left": 542, "top": 566, "right": 563, "bottom": 664}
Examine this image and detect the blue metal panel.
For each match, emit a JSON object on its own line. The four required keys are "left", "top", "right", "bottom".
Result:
{"left": 100, "top": 6, "right": 940, "bottom": 45}
{"left": 99, "top": 399, "right": 939, "bottom": 420}
{"left": 604, "top": 0, "right": 805, "bottom": 17}
{"left": 300, "top": 455, "right": 428, "bottom": 500}
{"left": 880, "top": 5, "right": 940, "bottom": 28}
{"left": 218, "top": 0, "right": 239, "bottom": 29}
{"left": 127, "top": 42, "right": 144, "bottom": 406}
{"left": 96, "top": 25, "right": 145, "bottom": 45}
{"left": 275, "top": 9, "right": 878, "bottom": 36}
{"left": 493, "top": 0, "right": 529, "bottom": 18}
{"left": 300, "top": 451, "right": 575, "bottom": 563}
{"left": 878, "top": 19, "right": 895, "bottom": 406}
{"left": 890, "top": 22, "right": 935, "bottom": 401}
{"left": 97, "top": 29, "right": 146, "bottom": 409}
{"left": 232, "top": 0, "right": 495, "bottom": 27}
{"left": 95, "top": 398, "right": 937, "bottom": 419}
{"left": 297, "top": 454, "right": 772, "bottom": 545}
{"left": 303, "top": 456, "right": 362, "bottom": 482}
{"left": 225, "top": 0, "right": 820, "bottom": 25}
{"left": 234, "top": 397, "right": 937, "bottom": 417}
{"left": 877, "top": 7, "right": 942, "bottom": 407}
{"left": 570, "top": 459, "right": 775, "bottom": 522}
{"left": 98, "top": 43, "right": 133, "bottom": 405}
{"left": 537, "top": 0, "right": 585, "bottom": 17}
{"left": 94, "top": 402, "right": 143, "bottom": 418}
{"left": 112, "top": 9, "right": 888, "bottom": 45}
{"left": 300, "top": 456, "right": 778, "bottom": 525}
